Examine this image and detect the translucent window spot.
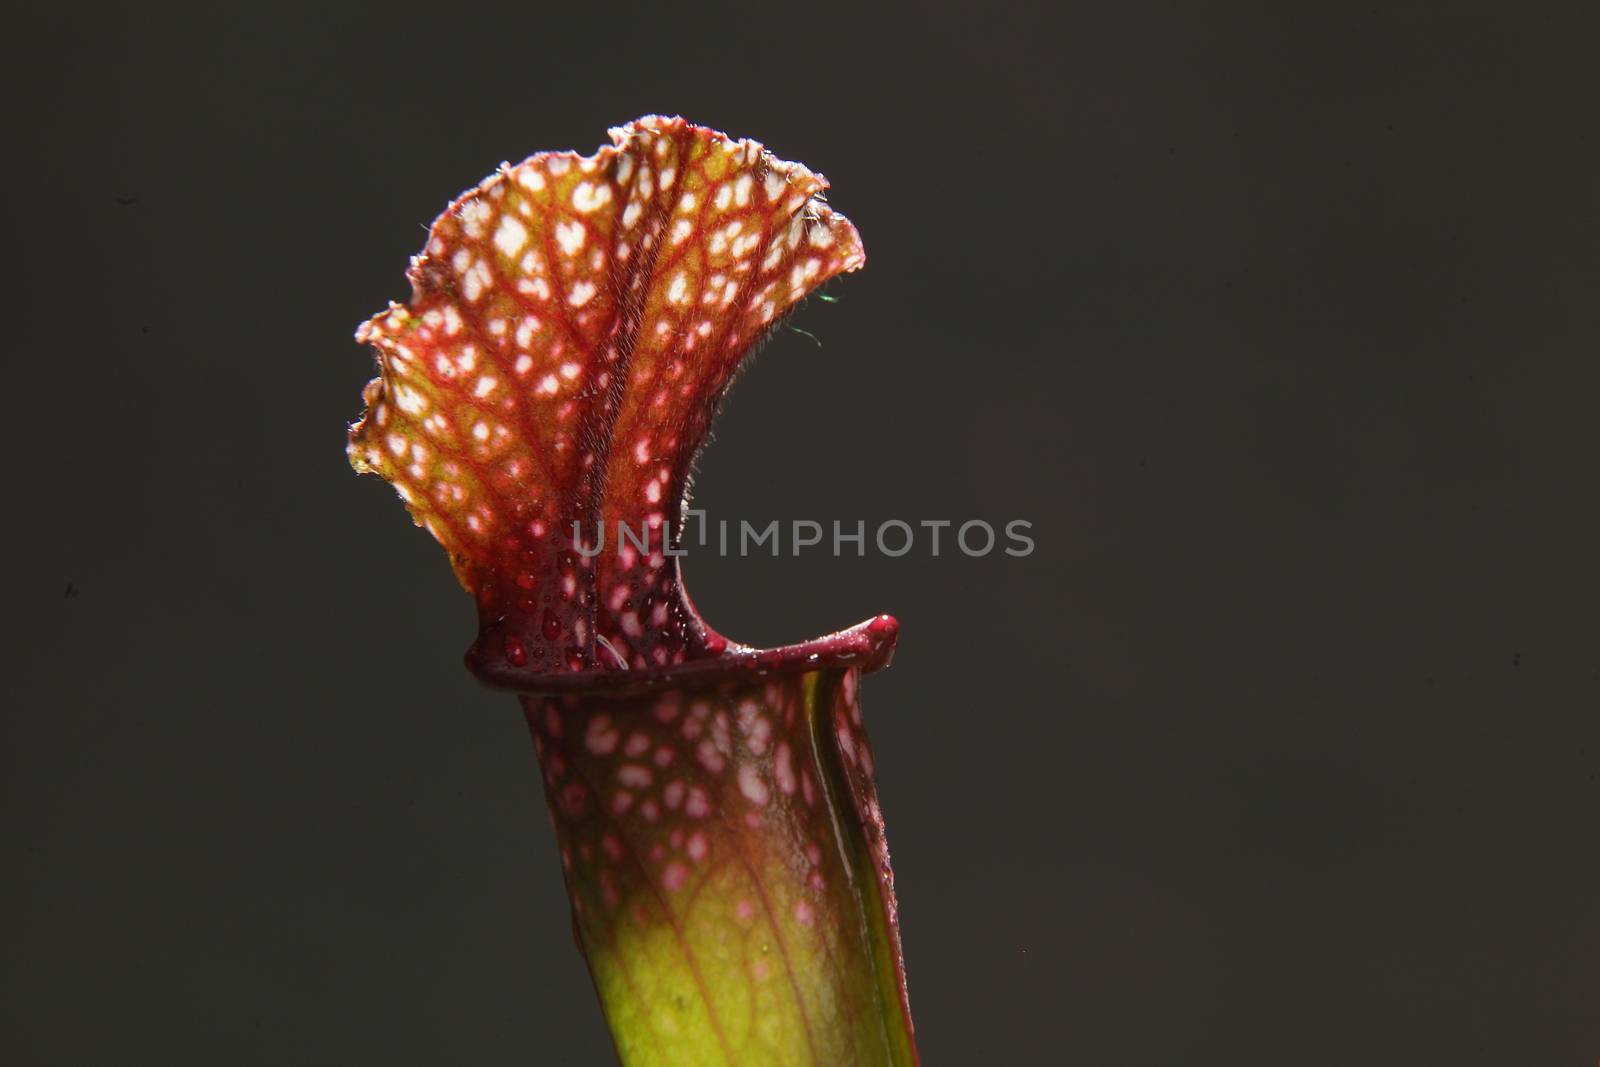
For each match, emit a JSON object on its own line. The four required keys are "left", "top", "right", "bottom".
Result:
{"left": 493, "top": 215, "right": 528, "bottom": 257}
{"left": 555, "top": 220, "right": 586, "bottom": 256}
{"left": 571, "top": 181, "right": 612, "bottom": 213}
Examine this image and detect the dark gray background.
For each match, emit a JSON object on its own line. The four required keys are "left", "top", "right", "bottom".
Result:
{"left": 5, "top": 2, "right": 1597, "bottom": 1063}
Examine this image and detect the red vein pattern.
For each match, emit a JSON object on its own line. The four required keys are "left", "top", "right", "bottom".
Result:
{"left": 349, "top": 116, "right": 864, "bottom": 678}
{"left": 527, "top": 668, "right": 917, "bottom": 1065}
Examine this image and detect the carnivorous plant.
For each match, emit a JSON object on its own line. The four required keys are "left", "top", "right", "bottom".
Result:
{"left": 349, "top": 116, "right": 918, "bottom": 1066}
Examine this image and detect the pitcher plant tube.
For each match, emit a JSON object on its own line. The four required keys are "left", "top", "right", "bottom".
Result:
{"left": 348, "top": 116, "right": 919, "bottom": 1066}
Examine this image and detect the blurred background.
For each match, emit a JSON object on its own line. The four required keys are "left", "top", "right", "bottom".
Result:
{"left": 4, "top": 2, "right": 1597, "bottom": 1063}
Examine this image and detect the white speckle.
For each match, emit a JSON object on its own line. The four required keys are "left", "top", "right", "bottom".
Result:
{"left": 394, "top": 384, "right": 427, "bottom": 415}
{"left": 538, "top": 374, "right": 560, "bottom": 395}
{"left": 774, "top": 742, "right": 796, "bottom": 794}
{"left": 617, "top": 764, "right": 653, "bottom": 789}
{"left": 472, "top": 421, "right": 490, "bottom": 442}
{"left": 763, "top": 171, "right": 785, "bottom": 200}
{"left": 514, "top": 354, "right": 534, "bottom": 376}
{"left": 738, "top": 764, "right": 770, "bottom": 806}
{"left": 685, "top": 787, "right": 710, "bottom": 818}
{"left": 670, "top": 218, "right": 692, "bottom": 245}
{"left": 555, "top": 220, "right": 586, "bottom": 256}
{"left": 493, "top": 215, "right": 528, "bottom": 257}
{"left": 560, "top": 361, "right": 580, "bottom": 380}
{"left": 696, "top": 739, "right": 725, "bottom": 774}
{"left": 668, "top": 273, "right": 689, "bottom": 304}
{"left": 462, "top": 261, "right": 485, "bottom": 302}
{"left": 459, "top": 199, "right": 490, "bottom": 237}
{"left": 571, "top": 181, "right": 612, "bottom": 213}
{"left": 473, "top": 375, "right": 498, "bottom": 398}
{"left": 714, "top": 184, "right": 732, "bottom": 211}
{"left": 585, "top": 715, "right": 619, "bottom": 755}
{"left": 517, "top": 168, "right": 546, "bottom": 192}
{"left": 662, "top": 862, "right": 688, "bottom": 892}
{"left": 733, "top": 174, "right": 752, "bottom": 206}
{"left": 568, "top": 280, "right": 596, "bottom": 306}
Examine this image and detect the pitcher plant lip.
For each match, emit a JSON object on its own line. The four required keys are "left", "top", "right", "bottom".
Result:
{"left": 470, "top": 613, "right": 899, "bottom": 696}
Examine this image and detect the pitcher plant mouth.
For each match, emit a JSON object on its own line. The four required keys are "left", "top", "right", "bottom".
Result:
{"left": 348, "top": 115, "right": 920, "bottom": 1065}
